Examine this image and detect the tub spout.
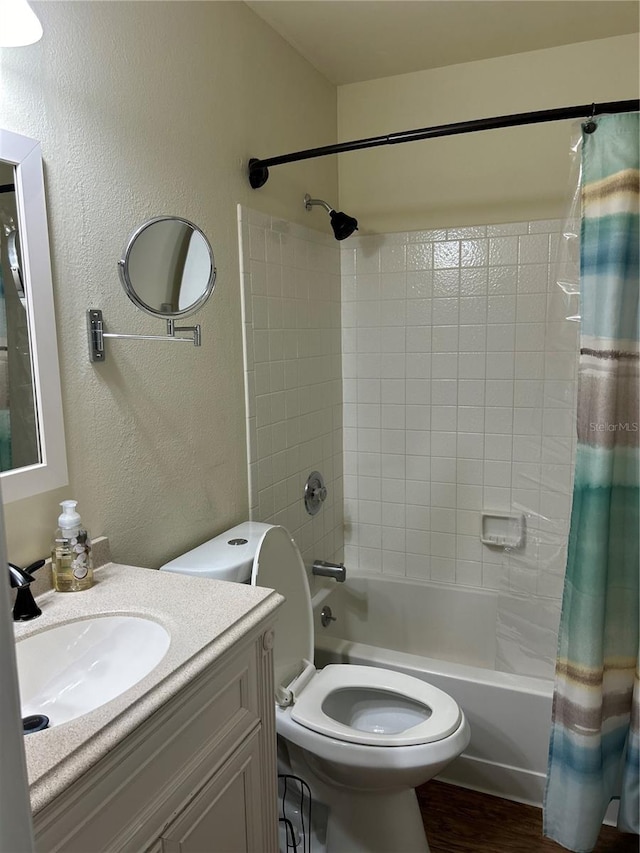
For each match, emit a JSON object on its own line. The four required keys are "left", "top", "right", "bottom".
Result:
{"left": 312, "top": 560, "right": 346, "bottom": 583}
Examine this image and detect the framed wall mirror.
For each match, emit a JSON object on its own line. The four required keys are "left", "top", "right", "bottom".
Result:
{"left": 0, "top": 129, "right": 67, "bottom": 502}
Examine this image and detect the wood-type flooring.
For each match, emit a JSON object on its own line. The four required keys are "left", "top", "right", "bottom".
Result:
{"left": 417, "top": 782, "right": 638, "bottom": 853}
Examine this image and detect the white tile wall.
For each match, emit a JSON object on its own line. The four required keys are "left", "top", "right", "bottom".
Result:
{"left": 342, "top": 220, "right": 578, "bottom": 677}
{"left": 238, "top": 206, "right": 343, "bottom": 567}
{"left": 240, "top": 208, "right": 578, "bottom": 679}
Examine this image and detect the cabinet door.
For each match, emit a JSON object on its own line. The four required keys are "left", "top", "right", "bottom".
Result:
{"left": 160, "top": 732, "right": 263, "bottom": 853}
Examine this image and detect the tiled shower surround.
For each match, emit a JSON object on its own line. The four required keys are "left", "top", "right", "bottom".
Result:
{"left": 240, "top": 208, "right": 578, "bottom": 678}
{"left": 341, "top": 221, "right": 578, "bottom": 677}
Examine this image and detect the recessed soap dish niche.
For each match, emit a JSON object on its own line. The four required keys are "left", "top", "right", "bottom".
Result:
{"left": 480, "top": 512, "right": 525, "bottom": 549}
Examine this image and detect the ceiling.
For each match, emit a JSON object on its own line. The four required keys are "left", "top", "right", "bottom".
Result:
{"left": 246, "top": 1, "right": 640, "bottom": 85}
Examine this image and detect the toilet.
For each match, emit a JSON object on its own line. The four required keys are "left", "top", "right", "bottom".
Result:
{"left": 161, "top": 522, "right": 470, "bottom": 853}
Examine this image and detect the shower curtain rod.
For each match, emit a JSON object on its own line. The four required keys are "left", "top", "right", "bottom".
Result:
{"left": 248, "top": 98, "right": 639, "bottom": 188}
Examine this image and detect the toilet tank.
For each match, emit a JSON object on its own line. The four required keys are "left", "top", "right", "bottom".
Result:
{"left": 159, "top": 521, "right": 271, "bottom": 582}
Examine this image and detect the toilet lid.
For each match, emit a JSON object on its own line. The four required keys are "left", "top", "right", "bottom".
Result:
{"left": 251, "top": 526, "right": 314, "bottom": 699}
{"left": 291, "top": 664, "right": 462, "bottom": 747}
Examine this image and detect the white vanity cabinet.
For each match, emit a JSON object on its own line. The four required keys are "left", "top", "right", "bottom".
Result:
{"left": 32, "top": 620, "right": 279, "bottom": 853}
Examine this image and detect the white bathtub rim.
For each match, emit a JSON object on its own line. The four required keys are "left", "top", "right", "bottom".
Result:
{"left": 316, "top": 636, "right": 554, "bottom": 698}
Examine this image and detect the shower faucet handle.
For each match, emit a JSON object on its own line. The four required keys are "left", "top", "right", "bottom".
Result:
{"left": 304, "top": 471, "right": 328, "bottom": 516}
{"left": 312, "top": 560, "right": 346, "bottom": 583}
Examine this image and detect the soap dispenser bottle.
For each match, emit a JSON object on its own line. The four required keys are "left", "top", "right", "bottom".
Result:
{"left": 51, "top": 500, "right": 94, "bottom": 592}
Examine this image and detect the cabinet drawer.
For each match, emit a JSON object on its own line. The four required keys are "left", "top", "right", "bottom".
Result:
{"left": 158, "top": 729, "right": 262, "bottom": 853}
{"left": 35, "top": 635, "right": 263, "bottom": 853}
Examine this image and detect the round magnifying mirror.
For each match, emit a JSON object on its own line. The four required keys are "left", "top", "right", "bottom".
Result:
{"left": 118, "top": 216, "right": 216, "bottom": 318}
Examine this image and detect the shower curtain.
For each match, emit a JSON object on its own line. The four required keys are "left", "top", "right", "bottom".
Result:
{"left": 544, "top": 112, "right": 639, "bottom": 851}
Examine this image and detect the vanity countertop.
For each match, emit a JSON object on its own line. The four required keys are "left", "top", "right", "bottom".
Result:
{"left": 13, "top": 562, "right": 283, "bottom": 815}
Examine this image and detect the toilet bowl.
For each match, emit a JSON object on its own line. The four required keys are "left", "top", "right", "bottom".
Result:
{"left": 161, "top": 522, "right": 470, "bottom": 853}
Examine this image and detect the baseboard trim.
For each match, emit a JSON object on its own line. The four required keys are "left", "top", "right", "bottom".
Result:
{"left": 436, "top": 753, "right": 545, "bottom": 808}
{"left": 436, "top": 755, "right": 620, "bottom": 827}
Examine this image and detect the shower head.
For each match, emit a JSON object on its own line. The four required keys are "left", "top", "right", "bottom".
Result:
{"left": 330, "top": 209, "right": 359, "bottom": 241}
{"left": 304, "top": 193, "right": 358, "bottom": 241}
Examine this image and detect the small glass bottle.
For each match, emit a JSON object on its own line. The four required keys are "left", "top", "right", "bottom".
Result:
{"left": 51, "top": 500, "right": 94, "bottom": 592}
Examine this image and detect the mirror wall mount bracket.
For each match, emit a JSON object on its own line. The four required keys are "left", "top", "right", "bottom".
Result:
{"left": 87, "top": 309, "right": 201, "bottom": 363}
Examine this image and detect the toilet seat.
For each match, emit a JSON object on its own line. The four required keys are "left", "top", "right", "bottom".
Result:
{"left": 291, "top": 664, "right": 461, "bottom": 747}
{"left": 252, "top": 526, "right": 462, "bottom": 749}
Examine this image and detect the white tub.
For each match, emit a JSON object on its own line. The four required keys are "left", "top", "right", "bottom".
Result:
{"left": 312, "top": 575, "right": 554, "bottom": 808}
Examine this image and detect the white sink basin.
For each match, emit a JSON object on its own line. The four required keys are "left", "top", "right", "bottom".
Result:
{"left": 16, "top": 615, "right": 171, "bottom": 728}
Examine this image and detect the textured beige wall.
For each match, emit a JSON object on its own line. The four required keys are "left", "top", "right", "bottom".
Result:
{"left": 0, "top": 1, "right": 337, "bottom": 568}
{"left": 338, "top": 35, "right": 639, "bottom": 233}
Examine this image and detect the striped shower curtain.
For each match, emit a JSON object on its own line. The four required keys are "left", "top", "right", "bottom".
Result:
{"left": 544, "top": 112, "right": 639, "bottom": 851}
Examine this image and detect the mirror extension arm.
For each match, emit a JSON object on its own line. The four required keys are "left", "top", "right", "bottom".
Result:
{"left": 87, "top": 309, "right": 201, "bottom": 363}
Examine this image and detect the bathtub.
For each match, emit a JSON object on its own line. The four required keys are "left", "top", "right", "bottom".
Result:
{"left": 311, "top": 574, "right": 554, "bottom": 808}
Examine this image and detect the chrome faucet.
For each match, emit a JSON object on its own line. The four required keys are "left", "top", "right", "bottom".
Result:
{"left": 312, "top": 560, "right": 346, "bottom": 583}
{"left": 8, "top": 560, "right": 45, "bottom": 621}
